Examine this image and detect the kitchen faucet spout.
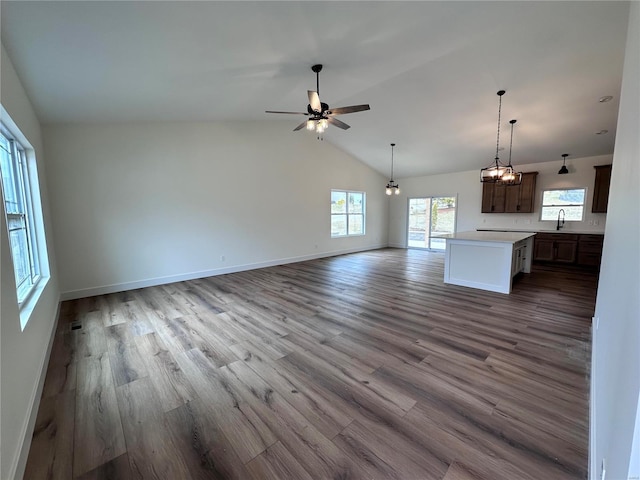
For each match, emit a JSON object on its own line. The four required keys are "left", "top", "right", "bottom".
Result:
{"left": 557, "top": 209, "right": 566, "bottom": 230}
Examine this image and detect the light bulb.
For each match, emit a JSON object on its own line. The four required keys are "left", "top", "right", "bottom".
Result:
{"left": 394, "top": 187, "right": 400, "bottom": 195}
{"left": 386, "top": 187, "right": 392, "bottom": 195}
{"left": 306, "top": 120, "right": 315, "bottom": 131}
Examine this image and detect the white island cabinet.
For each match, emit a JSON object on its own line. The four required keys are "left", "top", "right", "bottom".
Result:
{"left": 443, "top": 231, "right": 536, "bottom": 294}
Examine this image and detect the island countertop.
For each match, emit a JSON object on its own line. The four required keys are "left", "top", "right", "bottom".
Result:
{"left": 443, "top": 231, "right": 536, "bottom": 244}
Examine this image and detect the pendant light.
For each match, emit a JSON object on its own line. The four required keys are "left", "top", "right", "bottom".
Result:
{"left": 385, "top": 143, "right": 400, "bottom": 196}
{"left": 500, "top": 119, "right": 523, "bottom": 186}
{"left": 558, "top": 153, "right": 569, "bottom": 174}
{"left": 480, "top": 90, "right": 509, "bottom": 183}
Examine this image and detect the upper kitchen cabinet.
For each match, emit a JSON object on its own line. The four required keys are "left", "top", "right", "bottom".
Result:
{"left": 592, "top": 164, "right": 612, "bottom": 213}
{"left": 481, "top": 172, "right": 538, "bottom": 213}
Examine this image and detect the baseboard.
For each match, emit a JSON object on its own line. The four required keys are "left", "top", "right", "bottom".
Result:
{"left": 60, "top": 244, "right": 388, "bottom": 301}
{"left": 10, "top": 300, "right": 61, "bottom": 480}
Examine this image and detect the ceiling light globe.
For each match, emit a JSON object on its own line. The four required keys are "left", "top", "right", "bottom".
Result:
{"left": 394, "top": 187, "right": 400, "bottom": 195}
{"left": 386, "top": 187, "right": 392, "bottom": 195}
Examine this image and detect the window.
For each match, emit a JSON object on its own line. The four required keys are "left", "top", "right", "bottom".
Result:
{"left": 331, "top": 190, "right": 365, "bottom": 237}
{"left": 1, "top": 123, "right": 46, "bottom": 308}
{"left": 540, "top": 188, "right": 586, "bottom": 222}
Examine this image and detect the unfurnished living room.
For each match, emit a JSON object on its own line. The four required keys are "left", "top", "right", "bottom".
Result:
{"left": 0, "top": 2, "right": 638, "bottom": 480}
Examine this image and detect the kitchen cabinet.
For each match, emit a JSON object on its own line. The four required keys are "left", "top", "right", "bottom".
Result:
{"left": 481, "top": 182, "right": 505, "bottom": 213}
{"left": 533, "top": 233, "right": 578, "bottom": 264}
{"left": 481, "top": 172, "right": 538, "bottom": 213}
{"left": 592, "top": 165, "right": 612, "bottom": 213}
{"left": 577, "top": 234, "right": 604, "bottom": 267}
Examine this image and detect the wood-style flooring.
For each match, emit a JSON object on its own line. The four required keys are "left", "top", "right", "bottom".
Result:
{"left": 25, "top": 248, "right": 596, "bottom": 479}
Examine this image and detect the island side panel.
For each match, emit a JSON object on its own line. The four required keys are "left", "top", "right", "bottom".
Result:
{"left": 444, "top": 239, "right": 514, "bottom": 294}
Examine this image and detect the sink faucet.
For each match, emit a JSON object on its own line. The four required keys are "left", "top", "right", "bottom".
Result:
{"left": 557, "top": 208, "right": 565, "bottom": 230}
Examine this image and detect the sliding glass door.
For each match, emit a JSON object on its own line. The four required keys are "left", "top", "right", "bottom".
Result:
{"left": 407, "top": 196, "right": 457, "bottom": 250}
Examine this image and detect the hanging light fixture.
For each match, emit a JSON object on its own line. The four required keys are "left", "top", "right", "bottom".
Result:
{"left": 480, "top": 90, "right": 510, "bottom": 183}
{"left": 500, "top": 119, "right": 523, "bottom": 186}
{"left": 385, "top": 143, "right": 400, "bottom": 196}
{"left": 558, "top": 153, "right": 569, "bottom": 174}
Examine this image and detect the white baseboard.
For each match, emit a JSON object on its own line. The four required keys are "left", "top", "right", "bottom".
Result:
{"left": 60, "top": 244, "right": 388, "bottom": 301}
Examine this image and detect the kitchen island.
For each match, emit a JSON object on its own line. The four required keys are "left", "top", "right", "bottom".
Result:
{"left": 443, "top": 231, "right": 536, "bottom": 294}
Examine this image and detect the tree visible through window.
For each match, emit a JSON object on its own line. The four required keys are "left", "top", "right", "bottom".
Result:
{"left": 1, "top": 124, "right": 46, "bottom": 307}
{"left": 331, "top": 190, "right": 365, "bottom": 237}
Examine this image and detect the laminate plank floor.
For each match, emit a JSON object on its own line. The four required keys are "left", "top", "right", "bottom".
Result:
{"left": 24, "top": 248, "right": 596, "bottom": 479}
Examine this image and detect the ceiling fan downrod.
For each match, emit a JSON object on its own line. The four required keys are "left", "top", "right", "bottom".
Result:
{"left": 312, "top": 64, "right": 322, "bottom": 96}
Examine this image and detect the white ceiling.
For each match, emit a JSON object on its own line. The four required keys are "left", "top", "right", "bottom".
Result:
{"left": 0, "top": 1, "right": 630, "bottom": 178}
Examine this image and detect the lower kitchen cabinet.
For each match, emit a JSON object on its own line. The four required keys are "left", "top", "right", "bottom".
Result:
{"left": 577, "top": 234, "right": 605, "bottom": 267}
{"left": 533, "top": 233, "right": 578, "bottom": 264}
{"left": 533, "top": 233, "right": 604, "bottom": 267}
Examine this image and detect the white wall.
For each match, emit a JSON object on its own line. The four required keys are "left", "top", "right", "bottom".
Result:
{"left": 43, "top": 122, "right": 389, "bottom": 298}
{"left": 0, "top": 45, "right": 60, "bottom": 480}
{"left": 388, "top": 154, "right": 611, "bottom": 247}
{"left": 592, "top": 2, "right": 640, "bottom": 479}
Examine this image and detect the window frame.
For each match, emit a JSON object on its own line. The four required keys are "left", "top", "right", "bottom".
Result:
{"left": 539, "top": 187, "right": 587, "bottom": 222}
{"left": 1, "top": 121, "right": 46, "bottom": 312}
{"left": 330, "top": 189, "right": 366, "bottom": 238}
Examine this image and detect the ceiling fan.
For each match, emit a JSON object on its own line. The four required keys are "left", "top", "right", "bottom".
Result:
{"left": 266, "top": 64, "right": 370, "bottom": 133}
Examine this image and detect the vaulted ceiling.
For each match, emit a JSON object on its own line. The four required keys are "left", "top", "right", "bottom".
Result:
{"left": 0, "top": 1, "right": 630, "bottom": 178}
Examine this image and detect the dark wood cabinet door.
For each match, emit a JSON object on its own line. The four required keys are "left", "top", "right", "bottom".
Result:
{"left": 481, "top": 183, "right": 505, "bottom": 212}
{"left": 592, "top": 165, "right": 612, "bottom": 213}
{"left": 504, "top": 184, "right": 520, "bottom": 213}
{"left": 533, "top": 239, "right": 555, "bottom": 261}
{"left": 492, "top": 184, "right": 506, "bottom": 213}
{"left": 555, "top": 240, "right": 578, "bottom": 263}
{"left": 518, "top": 172, "right": 538, "bottom": 213}
{"left": 481, "top": 183, "right": 495, "bottom": 213}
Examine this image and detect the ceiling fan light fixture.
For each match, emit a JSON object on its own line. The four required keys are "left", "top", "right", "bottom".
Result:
{"left": 385, "top": 143, "right": 400, "bottom": 196}
{"left": 558, "top": 153, "right": 570, "bottom": 174}
{"left": 266, "top": 64, "right": 370, "bottom": 135}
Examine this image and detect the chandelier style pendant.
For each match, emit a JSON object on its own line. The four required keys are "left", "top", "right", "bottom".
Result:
{"left": 501, "top": 119, "right": 523, "bottom": 186}
{"left": 480, "top": 90, "right": 509, "bottom": 183}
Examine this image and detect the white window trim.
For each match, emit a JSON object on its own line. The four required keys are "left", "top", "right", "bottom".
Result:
{"left": 1, "top": 107, "right": 50, "bottom": 330}
{"left": 539, "top": 187, "right": 587, "bottom": 222}
{"left": 331, "top": 189, "right": 366, "bottom": 238}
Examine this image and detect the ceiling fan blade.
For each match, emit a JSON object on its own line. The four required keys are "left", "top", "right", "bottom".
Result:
{"left": 327, "top": 117, "right": 350, "bottom": 130}
{"left": 327, "top": 104, "right": 370, "bottom": 115}
{"left": 308, "top": 91, "right": 322, "bottom": 113}
{"left": 265, "top": 110, "right": 309, "bottom": 115}
{"left": 293, "top": 121, "right": 308, "bottom": 131}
